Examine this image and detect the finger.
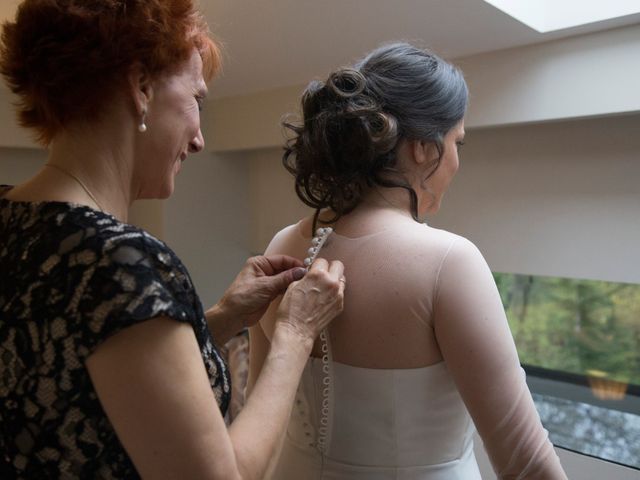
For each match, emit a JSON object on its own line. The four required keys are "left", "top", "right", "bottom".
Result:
{"left": 309, "top": 257, "right": 329, "bottom": 272}
{"left": 255, "top": 255, "right": 304, "bottom": 275}
{"left": 337, "top": 275, "right": 347, "bottom": 296}
{"left": 338, "top": 277, "right": 346, "bottom": 299}
{"left": 264, "top": 268, "right": 305, "bottom": 297}
{"left": 263, "top": 254, "right": 305, "bottom": 274}
{"left": 327, "top": 260, "right": 344, "bottom": 279}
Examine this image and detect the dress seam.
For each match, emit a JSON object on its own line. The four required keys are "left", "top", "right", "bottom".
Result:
{"left": 432, "top": 237, "right": 460, "bottom": 320}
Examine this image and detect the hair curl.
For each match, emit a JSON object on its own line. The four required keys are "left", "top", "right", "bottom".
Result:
{"left": 283, "top": 42, "right": 468, "bottom": 231}
{"left": 0, "top": 0, "right": 221, "bottom": 145}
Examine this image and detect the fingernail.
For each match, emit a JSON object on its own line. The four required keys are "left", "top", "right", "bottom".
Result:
{"left": 292, "top": 267, "right": 306, "bottom": 281}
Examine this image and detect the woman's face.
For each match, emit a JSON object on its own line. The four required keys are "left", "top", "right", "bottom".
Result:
{"left": 421, "top": 120, "right": 465, "bottom": 215}
{"left": 135, "top": 50, "right": 207, "bottom": 199}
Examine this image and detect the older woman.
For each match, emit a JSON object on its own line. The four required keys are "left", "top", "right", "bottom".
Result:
{"left": 0, "top": 1, "right": 344, "bottom": 478}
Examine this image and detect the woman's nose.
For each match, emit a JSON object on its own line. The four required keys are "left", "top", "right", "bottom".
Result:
{"left": 189, "top": 129, "right": 205, "bottom": 153}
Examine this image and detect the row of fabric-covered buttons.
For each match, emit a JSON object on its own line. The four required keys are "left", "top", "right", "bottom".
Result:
{"left": 317, "top": 329, "right": 331, "bottom": 454}
{"left": 302, "top": 227, "right": 333, "bottom": 454}
{"left": 304, "top": 227, "right": 333, "bottom": 267}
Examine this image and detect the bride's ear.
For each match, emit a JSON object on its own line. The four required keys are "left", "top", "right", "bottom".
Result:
{"left": 127, "top": 63, "right": 154, "bottom": 116}
{"left": 410, "top": 139, "right": 436, "bottom": 165}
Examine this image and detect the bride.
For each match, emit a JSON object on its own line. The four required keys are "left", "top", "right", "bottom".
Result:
{"left": 248, "top": 43, "right": 568, "bottom": 479}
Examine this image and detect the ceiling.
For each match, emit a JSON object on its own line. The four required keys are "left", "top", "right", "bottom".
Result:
{"left": 201, "top": 0, "right": 640, "bottom": 98}
{"left": 1, "top": 1, "right": 639, "bottom": 98}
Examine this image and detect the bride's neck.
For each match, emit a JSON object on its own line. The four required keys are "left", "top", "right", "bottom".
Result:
{"left": 357, "top": 187, "right": 418, "bottom": 220}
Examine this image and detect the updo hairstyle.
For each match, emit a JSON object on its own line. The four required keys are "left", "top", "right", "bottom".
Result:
{"left": 0, "top": 0, "right": 220, "bottom": 145}
{"left": 283, "top": 42, "right": 468, "bottom": 228}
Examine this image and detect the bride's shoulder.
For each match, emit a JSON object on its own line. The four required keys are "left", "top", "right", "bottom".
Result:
{"left": 420, "top": 225, "right": 488, "bottom": 268}
{"left": 272, "top": 221, "right": 302, "bottom": 240}
{"left": 405, "top": 223, "right": 486, "bottom": 264}
{"left": 403, "top": 222, "right": 468, "bottom": 249}
{"left": 274, "top": 216, "right": 313, "bottom": 240}
{"left": 263, "top": 216, "right": 311, "bottom": 255}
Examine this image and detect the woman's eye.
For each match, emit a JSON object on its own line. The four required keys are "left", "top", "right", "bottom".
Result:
{"left": 196, "top": 97, "right": 204, "bottom": 112}
{"left": 456, "top": 141, "right": 465, "bottom": 150}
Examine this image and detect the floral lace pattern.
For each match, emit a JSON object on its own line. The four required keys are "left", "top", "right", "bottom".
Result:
{"left": 0, "top": 186, "right": 230, "bottom": 479}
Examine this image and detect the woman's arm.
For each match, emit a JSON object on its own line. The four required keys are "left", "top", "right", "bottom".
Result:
{"left": 247, "top": 314, "right": 274, "bottom": 396}
{"left": 87, "top": 316, "right": 244, "bottom": 479}
{"left": 433, "top": 238, "right": 567, "bottom": 479}
{"left": 86, "top": 259, "right": 344, "bottom": 480}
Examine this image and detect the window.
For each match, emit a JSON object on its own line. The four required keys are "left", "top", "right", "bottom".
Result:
{"left": 494, "top": 272, "right": 640, "bottom": 468}
{"left": 482, "top": 0, "right": 640, "bottom": 33}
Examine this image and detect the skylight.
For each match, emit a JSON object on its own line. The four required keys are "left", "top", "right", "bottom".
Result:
{"left": 483, "top": 0, "right": 640, "bottom": 33}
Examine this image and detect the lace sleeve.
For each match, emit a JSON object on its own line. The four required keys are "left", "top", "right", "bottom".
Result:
{"left": 433, "top": 237, "right": 567, "bottom": 479}
{"left": 74, "top": 233, "right": 197, "bottom": 358}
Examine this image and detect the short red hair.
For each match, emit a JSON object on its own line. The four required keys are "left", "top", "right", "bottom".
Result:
{"left": 0, "top": 0, "right": 222, "bottom": 145}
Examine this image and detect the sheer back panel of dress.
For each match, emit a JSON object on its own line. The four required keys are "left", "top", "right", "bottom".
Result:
{"left": 262, "top": 215, "right": 451, "bottom": 369}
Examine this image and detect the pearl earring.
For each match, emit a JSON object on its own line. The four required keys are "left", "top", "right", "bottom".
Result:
{"left": 138, "top": 109, "right": 147, "bottom": 133}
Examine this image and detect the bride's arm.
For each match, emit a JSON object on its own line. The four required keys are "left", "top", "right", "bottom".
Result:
{"left": 433, "top": 237, "right": 567, "bottom": 479}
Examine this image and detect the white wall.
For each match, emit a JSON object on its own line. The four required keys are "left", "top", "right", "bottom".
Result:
{"left": 203, "top": 24, "right": 640, "bottom": 152}
{"left": 246, "top": 148, "right": 311, "bottom": 254}
{"left": 0, "top": 146, "right": 47, "bottom": 179}
{"left": 430, "top": 114, "right": 640, "bottom": 284}
{"left": 164, "top": 151, "right": 251, "bottom": 306}
{"left": 0, "top": 89, "right": 39, "bottom": 150}
{"left": 459, "top": 24, "right": 640, "bottom": 128}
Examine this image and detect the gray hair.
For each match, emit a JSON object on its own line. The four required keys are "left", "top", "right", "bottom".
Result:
{"left": 283, "top": 42, "right": 468, "bottom": 228}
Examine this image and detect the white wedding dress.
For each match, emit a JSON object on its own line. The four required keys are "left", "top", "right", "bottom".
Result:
{"left": 254, "top": 215, "right": 567, "bottom": 480}
{"left": 272, "top": 359, "right": 481, "bottom": 479}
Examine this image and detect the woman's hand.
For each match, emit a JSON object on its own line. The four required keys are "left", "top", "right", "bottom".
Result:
{"left": 206, "top": 255, "right": 307, "bottom": 344}
{"left": 275, "top": 258, "right": 345, "bottom": 345}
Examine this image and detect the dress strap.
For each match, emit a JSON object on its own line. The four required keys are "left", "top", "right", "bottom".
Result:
{"left": 303, "top": 226, "right": 334, "bottom": 456}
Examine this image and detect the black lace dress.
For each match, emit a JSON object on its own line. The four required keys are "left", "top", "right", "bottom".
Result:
{"left": 0, "top": 186, "right": 230, "bottom": 478}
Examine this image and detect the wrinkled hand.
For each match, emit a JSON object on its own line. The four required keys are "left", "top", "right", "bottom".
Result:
{"left": 218, "top": 255, "right": 307, "bottom": 329}
{"left": 276, "top": 258, "right": 345, "bottom": 343}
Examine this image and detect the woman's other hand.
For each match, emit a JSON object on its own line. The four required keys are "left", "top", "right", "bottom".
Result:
{"left": 206, "top": 255, "right": 306, "bottom": 344}
{"left": 275, "top": 258, "right": 345, "bottom": 345}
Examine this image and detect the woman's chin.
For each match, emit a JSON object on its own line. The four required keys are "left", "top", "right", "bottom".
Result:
{"left": 137, "top": 182, "right": 175, "bottom": 201}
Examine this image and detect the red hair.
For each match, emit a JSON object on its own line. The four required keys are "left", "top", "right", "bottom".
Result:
{"left": 0, "top": 0, "right": 222, "bottom": 145}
